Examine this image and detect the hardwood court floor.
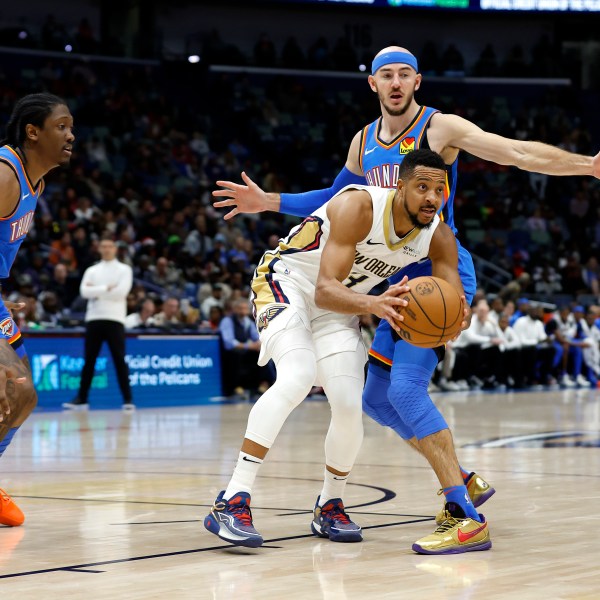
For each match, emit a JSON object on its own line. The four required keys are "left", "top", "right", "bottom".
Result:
{"left": 1, "top": 388, "right": 600, "bottom": 599}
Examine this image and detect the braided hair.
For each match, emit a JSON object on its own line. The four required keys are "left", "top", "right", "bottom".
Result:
{"left": 1, "top": 93, "right": 67, "bottom": 149}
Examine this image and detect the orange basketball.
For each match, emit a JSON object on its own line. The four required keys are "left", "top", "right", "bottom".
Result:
{"left": 394, "top": 276, "right": 463, "bottom": 348}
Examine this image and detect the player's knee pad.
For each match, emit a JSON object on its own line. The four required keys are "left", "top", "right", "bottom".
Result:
{"left": 324, "top": 375, "right": 364, "bottom": 426}
{"left": 318, "top": 350, "right": 365, "bottom": 414}
{"left": 388, "top": 364, "right": 448, "bottom": 440}
{"left": 271, "top": 348, "right": 317, "bottom": 408}
{"left": 324, "top": 383, "right": 364, "bottom": 472}
{"left": 362, "top": 365, "right": 391, "bottom": 425}
{"left": 245, "top": 348, "right": 317, "bottom": 448}
{"left": 362, "top": 366, "right": 414, "bottom": 439}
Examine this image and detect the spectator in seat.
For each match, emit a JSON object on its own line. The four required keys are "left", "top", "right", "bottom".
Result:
{"left": 219, "top": 298, "right": 273, "bottom": 396}
{"left": 571, "top": 305, "right": 596, "bottom": 387}
{"left": 201, "top": 283, "right": 225, "bottom": 319}
{"left": 200, "top": 305, "right": 224, "bottom": 332}
{"left": 582, "top": 256, "right": 600, "bottom": 299}
{"left": 47, "top": 263, "right": 79, "bottom": 309}
{"left": 582, "top": 308, "right": 600, "bottom": 385}
{"left": 497, "top": 312, "right": 523, "bottom": 388}
{"left": 37, "top": 291, "right": 63, "bottom": 327}
{"left": 488, "top": 295, "right": 505, "bottom": 324}
{"left": 153, "top": 297, "right": 182, "bottom": 329}
{"left": 545, "top": 305, "right": 578, "bottom": 387}
{"left": 125, "top": 298, "right": 157, "bottom": 329}
{"left": 509, "top": 297, "right": 530, "bottom": 326}
{"left": 452, "top": 300, "right": 504, "bottom": 389}
{"left": 512, "top": 303, "right": 556, "bottom": 387}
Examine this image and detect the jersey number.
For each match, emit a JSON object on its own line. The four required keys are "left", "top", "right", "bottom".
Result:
{"left": 346, "top": 273, "right": 368, "bottom": 288}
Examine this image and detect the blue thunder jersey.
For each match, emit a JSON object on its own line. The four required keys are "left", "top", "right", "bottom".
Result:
{"left": 359, "top": 107, "right": 475, "bottom": 367}
{"left": 359, "top": 106, "right": 458, "bottom": 233}
{"left": 0, "top": 145, "right": 43, "bottom": 278}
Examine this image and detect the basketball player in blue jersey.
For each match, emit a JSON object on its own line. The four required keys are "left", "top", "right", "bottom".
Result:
{"left": 213, "top": 47, "right": 600, "bottom": 554}
{"left": 0, "top": 93, "right": 74, "bottom": 527}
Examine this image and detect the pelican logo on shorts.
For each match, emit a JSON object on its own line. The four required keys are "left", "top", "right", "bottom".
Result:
{"left": 399, "top": 136, "right": 415, "bottom": 155}
{"left": 258, "top": 305, "right": 288, "bottom": 333}
{"left": 415, "top": 281, "right": 435, "bottom": 296}
{"left": 0, "top": 317, "right": 15, "bottom": 338}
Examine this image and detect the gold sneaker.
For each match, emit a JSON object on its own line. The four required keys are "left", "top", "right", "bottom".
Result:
{"left": 413, "top": 514, "right": 491, "bottom": 555}
{"left": 435, "top": 473, "right": 495, "bottom": 524}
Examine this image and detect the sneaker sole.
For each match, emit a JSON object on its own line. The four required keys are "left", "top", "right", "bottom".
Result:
{"left": 311, "top": 521, "right": 363, "bottom": 543}
{"left": 203, "top": 514, "right": 263, "bottom": 548}
{"left": 473, "top": 487, "right": 496, "bottom": 508}
{"left": 412, "top": 539, "right": 492, "bottom": 555}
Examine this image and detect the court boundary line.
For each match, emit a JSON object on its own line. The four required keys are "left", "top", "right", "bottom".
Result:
{"left": 0, "top": 517, "right": 434, "bottom": 580}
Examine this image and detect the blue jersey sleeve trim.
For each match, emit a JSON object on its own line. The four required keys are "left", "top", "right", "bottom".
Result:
{"left": 279, "top": 167, "right": 367, "bottom": 217}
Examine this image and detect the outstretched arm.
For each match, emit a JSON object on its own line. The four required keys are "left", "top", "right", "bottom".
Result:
{"left": 212, "top": 131, "right": 366, "bottom": 219}
{"left": 431, "top": 113, "right": 598, "bottom": 178}
{"left": 314, "top": 191, "right": 409, "bottom": 332}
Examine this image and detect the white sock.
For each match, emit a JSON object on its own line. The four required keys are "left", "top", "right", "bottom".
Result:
{"left": 223, "top": 451, "right": 264, "bottom": 500}
{"left": 319, "top": 468, "right": 349, "bottom": 506}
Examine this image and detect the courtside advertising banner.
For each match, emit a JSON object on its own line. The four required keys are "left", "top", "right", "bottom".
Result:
{"left": 28, "top": 334, "right": 221, "bottom": 409}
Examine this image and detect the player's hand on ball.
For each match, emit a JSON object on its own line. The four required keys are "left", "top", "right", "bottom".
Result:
{"left": 212, "top": 171, "right": 268, "bottom": 220}
{"left": 371, "top": 276, "right": 410, "bottom": 334}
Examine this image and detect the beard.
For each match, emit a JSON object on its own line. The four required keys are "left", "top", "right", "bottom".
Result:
{"left": 379, "top": 89, "right": 415, "bottom": 117}
{"left": 405, "top": 203, "right": 433, "bottom": 230}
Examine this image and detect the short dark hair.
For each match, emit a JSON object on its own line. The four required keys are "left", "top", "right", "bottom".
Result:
{"left": 1, "top": 93, "right": 67, "bottom": 148}
{"left": 398, "top": 149, "right": 446, "bottom": 181}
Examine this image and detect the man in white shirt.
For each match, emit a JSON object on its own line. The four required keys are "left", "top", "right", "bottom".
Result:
{"left": 512, "top": 303, "right": 556, "bottom": 387}
{"left": 452, "top": 300, "right": 504, "bottom": 389}
{"left": 498, "top": 312, "right": 523, "bottom": 388}
{"left": 63, "top": 236, "right": 134, "bottom": 411}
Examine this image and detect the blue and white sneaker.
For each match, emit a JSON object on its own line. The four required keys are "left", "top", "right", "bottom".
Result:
{"left": 311, "top": 496, "right": 362, "bottom": 543}
{"left": 204, "top": 491, "right": 263, "bottom": 548}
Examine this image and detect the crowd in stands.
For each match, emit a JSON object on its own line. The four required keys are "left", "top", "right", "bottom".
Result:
{"left": 203, "top": 29, "right": 574, "bottom": 79}
{"left": 434, "top": 298, "right": 600, "bottom": 392}
{"left": 0, "top": 39, "right": 598, "bottom": 395}
{"left": 0, "top": 11, "right": 586, "bottom": 80}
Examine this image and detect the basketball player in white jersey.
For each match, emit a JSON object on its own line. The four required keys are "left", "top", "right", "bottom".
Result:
{"left": 205, "top": 150, "right": 489, "bottom": 553}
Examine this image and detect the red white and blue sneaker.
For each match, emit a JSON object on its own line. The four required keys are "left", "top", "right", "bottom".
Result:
{"left": 311, "top": 496, "right": 362, "bottom": 543}
{"left": 204, "top": 491, "right": 263, "bottom": 548}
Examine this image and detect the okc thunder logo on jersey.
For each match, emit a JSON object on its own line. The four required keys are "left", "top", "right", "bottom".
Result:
{"left": 0, "top": 317, "right": 15, "bottom": 337}
{"left": 399, "top": 136, "right": 415, "bottom": 154}
{"left": 9, "top": 210, "right": 35, "bottom": 242}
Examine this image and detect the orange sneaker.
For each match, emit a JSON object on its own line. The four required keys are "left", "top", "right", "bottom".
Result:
{"left": 0, "top": 488, "right": 25, "bottom": 527}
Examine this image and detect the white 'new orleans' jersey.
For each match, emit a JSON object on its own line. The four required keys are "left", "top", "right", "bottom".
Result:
{"left": 271, "top": 184, "right": 439, "bottom": 294}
